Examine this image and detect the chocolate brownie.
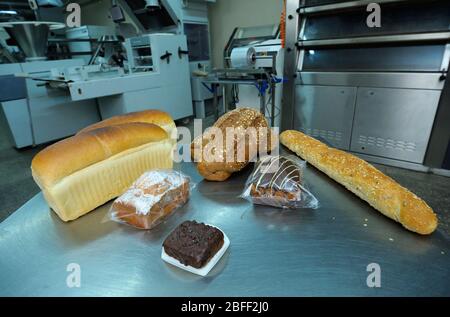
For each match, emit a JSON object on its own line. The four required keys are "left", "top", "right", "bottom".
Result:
{"left": 163, "top": 221, "right": 224, "bottom": 268}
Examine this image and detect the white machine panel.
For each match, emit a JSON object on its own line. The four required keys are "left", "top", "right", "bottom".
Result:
{"left": 0, "top": 59, "right": 100, "bottom": 148}
{"left": 29, "top": 91, "right": 99, "bottom": 145}
{"left": 92, "top": 34, "right": 193, "bottom": 120}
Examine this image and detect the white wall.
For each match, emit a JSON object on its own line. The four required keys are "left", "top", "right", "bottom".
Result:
{"left": 207, "top": 0, "right": 283, "bottom": 68}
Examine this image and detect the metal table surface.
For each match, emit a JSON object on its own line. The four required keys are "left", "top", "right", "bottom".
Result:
{"left": 0, "top": 161, "right": 449, "bottom": 296}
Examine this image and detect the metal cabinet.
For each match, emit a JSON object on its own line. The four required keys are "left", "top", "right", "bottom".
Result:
{"left": 283, "top": 0, "right": 450, "bottom": 170}
{"left": 350, "top": 87, "right": 441, "bottom": 164}
{"left": 294, "top": 85, "right": 356, "bottom": 150}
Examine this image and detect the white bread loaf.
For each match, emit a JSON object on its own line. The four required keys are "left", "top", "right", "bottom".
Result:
{"left": 280, "top": 130, "right": 438, "bottom": 235}
{"left": 31, "top": 123, "right": 173, "bottom": 222}
{"left": 77, "top": 109, "right": 177, "bottom": 139}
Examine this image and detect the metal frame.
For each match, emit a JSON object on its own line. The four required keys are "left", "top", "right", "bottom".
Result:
{"left": 298, "top": 32, "right": 450, "bottom": 48}
{"left": 298, "top": 0, "right": 420, "bottom": 15}
{"left": 280, "top": 0, "right": 303, "bottom": 131}
{"left": 424, "top": 66, "right": 450, "bottom": 169}
{"left": 203, "top": 68, "right": 277, "bottom": 125}
{"left": 296, "top": 16, "right": 307, "bottom": 72}
{"left": 440, "top": 43, "right": 450, "bottom": 72}
{"left": 296, "top": 72, "right": 446, "bottom": 90}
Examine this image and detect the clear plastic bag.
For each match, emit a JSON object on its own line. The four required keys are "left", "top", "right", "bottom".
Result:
{"left": 241, "top": 155, "right": 319, "bottom": 209}
{"left": 108, "top": 170, "right": 193, "bottom": 229}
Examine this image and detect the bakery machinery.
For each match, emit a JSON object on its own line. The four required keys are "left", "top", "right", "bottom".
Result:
{"left": 200, "top": 25, "right": 284, "bottom": 126}
{"left": 40, "top": 33, "right": 192, "bottom": 121}
{"left": 0, "top": 1, "right": 193, "bottom": 148}
{"left": 0, "top": 17, "right": 102, "bottom": 148}
{"left": 0, "top": 2, "right": 98, "bottom": 149}
{"left": 65, "top": 25, "right": 118, "bottom": 64}
{"left": 202, "top": 68, "right": 278, "bottom": 124}
{"left": 116, "top": 0, "right": 214, "bottom": 118}
{"left": 282, "top": 0, "right": 450, "bottom": 174}
{"left": 223, "top": 24, "right": 285, "bottom": 127}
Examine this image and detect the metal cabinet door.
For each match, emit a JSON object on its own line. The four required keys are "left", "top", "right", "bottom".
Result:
{"left": 294, "top": 85, "right": 357, "bottom": 150}
{"left": 350, "top": 87, "right": 441, "bottom": 164}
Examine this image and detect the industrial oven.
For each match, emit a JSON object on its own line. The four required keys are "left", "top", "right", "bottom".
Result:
{"left": 282, "top": 0, "right": 450, "bottom": 173}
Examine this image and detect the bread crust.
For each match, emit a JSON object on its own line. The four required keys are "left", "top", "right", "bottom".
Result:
{"left": 77, "top": 109, "right": 176, "bottom": 137}
{"left": 191, "top": 108, "right": 274, "bottom": 181}
{"left": 32, "top": 122, "right": 168, "bottom": 188}
{"left": 280, "top": 130, "right": 438, "bottom": 235}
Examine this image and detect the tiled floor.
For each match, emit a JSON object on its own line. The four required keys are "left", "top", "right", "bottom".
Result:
{"left": 0, "top": 109, "right": 449, "bottom": 236}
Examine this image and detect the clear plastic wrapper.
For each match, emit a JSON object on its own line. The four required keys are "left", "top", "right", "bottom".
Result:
{"left": 108, "top": 170, "right": 193, "bottom": 229}
{"left": 241, "top": 155, "right": 319, "bottom": 209}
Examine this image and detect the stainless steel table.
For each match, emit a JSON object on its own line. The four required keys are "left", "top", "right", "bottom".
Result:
{"left": 0, "top": 161, "right": 449, "bottom": 296}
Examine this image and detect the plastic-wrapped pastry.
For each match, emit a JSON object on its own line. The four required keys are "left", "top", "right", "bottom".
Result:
{"left": 241, "top": 155, "right": 319, "bottom": 209}
{"left": 109, "top": 170, "right": 190, "bottom": 229}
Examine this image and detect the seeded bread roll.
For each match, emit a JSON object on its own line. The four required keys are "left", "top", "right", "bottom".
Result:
{"left": 32, "top": 123, "right": 173, "bottom": 222}
{"left": 191, "top": 108, "right": 274, "bottom": 181}
{"left": 280, "top": 130, "right": 438, "bottom": 235}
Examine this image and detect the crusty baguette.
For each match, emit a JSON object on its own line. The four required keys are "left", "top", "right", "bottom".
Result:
{"left": 77, "top": 109, "right": 177, "bottom": 139}
{"left": 280, "top": 130, "right": 438, "bottom": 235}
